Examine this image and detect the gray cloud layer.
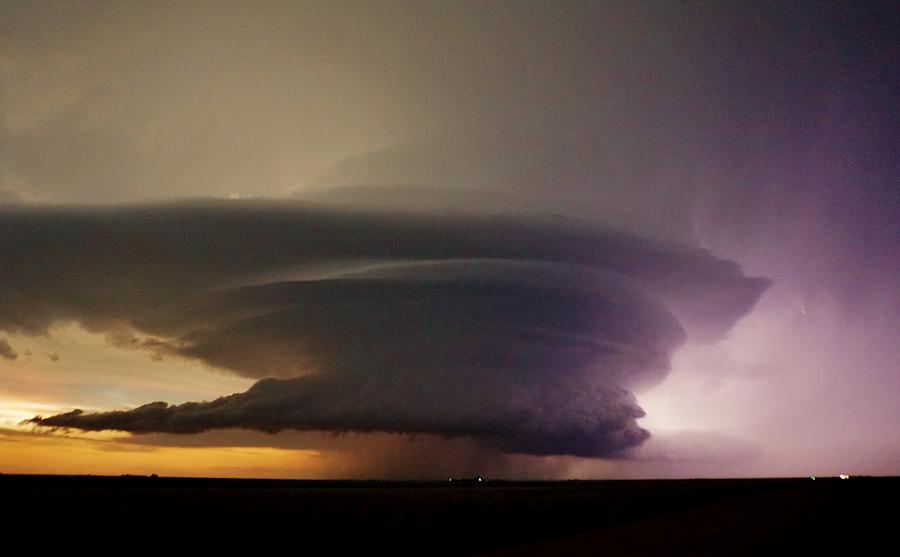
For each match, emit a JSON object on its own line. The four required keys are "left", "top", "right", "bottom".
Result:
{"left": 12, "top": 201, "right": 767, "bottom": 456}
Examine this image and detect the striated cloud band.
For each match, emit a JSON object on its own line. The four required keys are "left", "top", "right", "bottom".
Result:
{"left": 9, "top": 201, "right": 768, "bottom": 456}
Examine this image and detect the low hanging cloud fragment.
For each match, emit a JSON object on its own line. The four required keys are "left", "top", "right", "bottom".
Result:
{"left": 9, "top": 201, "right": 769, "bottom": 456}
{"left": 0, "top": 338, "right": 17, "bottom": 360}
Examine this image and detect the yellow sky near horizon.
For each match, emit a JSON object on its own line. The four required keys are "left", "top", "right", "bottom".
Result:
{"left": 0, "top": 322, "right": 317, "bottom": 478}
{"left": 0, "top": 426, "right": 333, "bottom": 478}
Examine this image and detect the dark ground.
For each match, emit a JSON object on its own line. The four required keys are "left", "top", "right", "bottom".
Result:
{"left": 1, "top": 474, "right": 895, "bottom": 554}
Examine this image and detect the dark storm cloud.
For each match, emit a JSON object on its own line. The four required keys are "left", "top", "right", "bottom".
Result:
{"left": 0, "top": 338, "right": 17, "bottom": 360}
{"left": 11, "top": 201, "right": 767, "bottom": 456}
{"left": 33, "top": 378, "right": 651, "bottom": 458}
{"left": 0, "top": 200, "right": 765, "bottom": 339}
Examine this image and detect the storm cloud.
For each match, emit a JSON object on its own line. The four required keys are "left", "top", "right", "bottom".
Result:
{"left": 10, "top": 201, "right": 767, "bottom": 456}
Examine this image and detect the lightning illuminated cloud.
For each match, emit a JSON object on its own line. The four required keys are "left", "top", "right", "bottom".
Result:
{"left": 11, "top": 201, "right": 768, "bottom": 456}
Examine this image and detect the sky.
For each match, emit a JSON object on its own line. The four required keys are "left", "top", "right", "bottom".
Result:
{"left": 0, "top": 0, "right": 897, "bottom": 479}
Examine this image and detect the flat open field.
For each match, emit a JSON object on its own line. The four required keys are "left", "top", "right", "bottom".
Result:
{"left": 2, "top": 474, "right": 895, "bottom": 554}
